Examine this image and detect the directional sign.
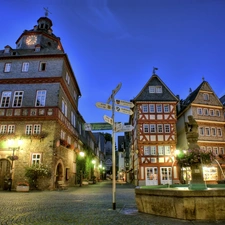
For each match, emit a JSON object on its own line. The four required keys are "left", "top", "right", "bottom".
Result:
{"left": 84, "top": 123, "right": 112, "bottom": 131}
{"left": 107, "top": 83, "right": 122, "bottom": 103}
{"left": 115, "top": 99, "right": 134, "bottom": 108}
{"left": 115, "top": 106, "right": 133, "bottom": 115}
{"left": 96, "top": 102, "right": 112, "bottom": 111}
{"left": 115, "top": 123, "right": 122, "bottom": 132}
{"left": 103, "top": 115, "right": 113, "bottom": 125}
{"left": 116, "top": 124, "right": 134, "bottom": 133}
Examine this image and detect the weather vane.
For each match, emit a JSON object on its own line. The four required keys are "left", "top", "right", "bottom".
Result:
{"left": 152, "top": 67, "right": 158, "bottom": 75}
{"left": 202, "top": 76, "right": 205, "bottom": 81}
{"left": 43, "top": 7, "right": 52, "bottom": 17}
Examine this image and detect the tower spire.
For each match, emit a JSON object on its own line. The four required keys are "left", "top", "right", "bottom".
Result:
{"left": 43, "top": 7, "right": 52, "bottom": 17}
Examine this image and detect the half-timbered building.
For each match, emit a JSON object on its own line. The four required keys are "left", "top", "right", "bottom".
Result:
{"left": 130, "top": 73, "right": 178, "bottom": 186}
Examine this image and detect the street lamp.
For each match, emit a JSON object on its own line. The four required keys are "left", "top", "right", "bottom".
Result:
{"left": 7, "top": 139, "right": 22, "bottom": 191}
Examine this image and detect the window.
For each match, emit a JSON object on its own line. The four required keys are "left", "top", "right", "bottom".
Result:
{"left": 157, "top": 124, "right": 163, "bottom": 133}
{"left": 142, "top": 104, "right": 148, "bottom": 113}
{"left": 220, "top": 147, "right": 224, "bottom": 155}
{"left": 165, "top": 146, "right": 171, "bottom": 155}
{"left": 71, "top": 111, "right": 76, "bottom": 127}
{"left": 150, "top": 146, "right": 156, "bottom": 155}
{"left": 199, "top": 127, "right": 204, "bottom": 136}
{"left": 149, "top": 104, "right": 155, "bottom": 113}
{"left": 25, "top": 124, "right": 41, "bottom": 135}
{"left": 22, "top": 62, "right": 29, "bottom": 72}
{"left": 203, "top": 108, "right": 208, "bottom": 116}
{"left": 39, "top": 62, "right": 46, "bottom": 71}
{"left": 67, "top": 136, "right": 71, "bottom": 145}
{"left": 156, "top": 86, "right": 162, "bottom": 93}
{"left": 215, "top": 110, "right": 220, "bottom": 117}
{"left": 213, "top": 147, "right": 218, "bottom": 155}
{"left": 35, "top": 90, "right": 46, "bottom": 107}
{"left": 203, "top": 93, "right": 209, "bottom": 101}
{"left": 150, "top": 124, "right": 156, "bottom": 133}
{"left": 13, "top": 91, "right": 23, "bottom": 107}
{"left": 4, "top": 63, "right": 11, "bottom": 72}
{"left": 205, "top": 127, "right": 210, "bottom": 136}
{"left": 164, "top": 104, "right": 170, "bottom": 113}
{"left": 66, "top": 72, "right": 70, "bottom": 85}
{"left": 218, "top": 128, "right": 222, "bottom": 137}
{"left": 61, "top": 130, "right": 66, "bottom": 140}
{"left": 144, "top": 146, "right": 150, "bottom": 155}
{"left": 156, "top": 104, "right": 162, "bottom": 113}
{"left": 209, "top": 109, "right": 214, "bottom": 116}
{"left": 8, "top": 125, "right": 15, "bottom": 133}
{"left": 211, "top": 128, "right": 216, "bottom": 136}
{"left": 73, "top": 91, "right": 77, "bottom": 101}
{"left": 62, "top": 98, "right": 67, "bottom": 117}
{"left": 0, "top": 125, "right": 7, "bottom": 134}
{"left": 143, "top": 124, "right": 149, "bottom": 133}
{"left": 197, "top": 108, "right": 202, "bottom": 115}
{"left": 0, "top": 91, "right": 11, "bottom": 107}
{"left": 149, "top": 86, "right": 155, "bottom": 93}
{"left": 31, "top": 153, "right": 42, "bottom": 165}
{"left": 158, "top": 146, "right": 164, "bottom": 155}
{"left": 164, "top": 124, "right": 170, "bottom": 133}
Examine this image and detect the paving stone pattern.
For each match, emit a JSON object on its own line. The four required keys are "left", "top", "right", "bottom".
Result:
{"left": 0, "top": 181, "right": 224, "bottom": 225}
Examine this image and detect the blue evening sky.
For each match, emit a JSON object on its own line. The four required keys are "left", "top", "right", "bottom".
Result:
{"left": 1, "top": 0, "right": 225, "bottom": 127}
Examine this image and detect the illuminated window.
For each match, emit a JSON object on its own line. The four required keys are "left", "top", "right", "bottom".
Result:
{"left": 22, "top": 62, "right": 29, "bottom": 72}
{"left": 164, "top": 124, "right": 170, "bottom": 133}
{"left": 151, "top": 146, "right": 156, "bottom": 155}
{"left": 165, "top": 146, "right": 171, "bottom": 155}
{"left": 62, "top": 98, "right": 67, "bottom": 117}
{"left": 0, "top": 91, "right": 11, "bottom": 107}
{"left": 31, "top": 153, "right": 42, "bottom": 165}
{"left": 35, "top": 90, "right": 46, "bottom": 107}
{"left": 4, "top": 63, "right": 11, "bottom": 72}
{"left": 158, "top": 146, "right": 164, "bottom": 155}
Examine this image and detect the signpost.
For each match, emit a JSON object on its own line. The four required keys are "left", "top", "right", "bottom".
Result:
{"left": 84, "top": 123, "right": 112, "bottom": 131}
{"left": 95, "top": 82, "right": 135, "bottom": 210}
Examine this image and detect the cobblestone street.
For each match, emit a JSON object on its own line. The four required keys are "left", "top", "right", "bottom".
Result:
{"left": 0, "top": 181, "right": 224, "bottom": 225}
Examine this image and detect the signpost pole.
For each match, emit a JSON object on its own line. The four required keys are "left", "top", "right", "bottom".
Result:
{"left": 112, "top": 91, "right": 116, "bottom": 210}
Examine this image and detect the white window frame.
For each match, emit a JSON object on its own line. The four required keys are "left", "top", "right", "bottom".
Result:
{"left": 158, "top": 146, "right": 164, "bottom": 155}
{"left": 144, "top": 146, "right": 150, "bottom": 155}
{"left": 199, "top": 127, "right": 204, "bottom": 136}
{"left": 25, "top": 124, "right": 41, "bottom": 135}
{"left": 164, "top": 124, "right": 170, "bottom": 133}
{"left": 165, "top": 146, "right": 171, "bottom": 155}
{"left": 205, "top": 127, "right": 210, "bottom": 136}
{"left": 157, "top": 124, "right": 163, "bottom": 133}
{"left": 62, "top": 98, "right": 68, "bottom": 117}
{"left": 209, "top": 109, "right": 214, "bottom": 116}
{"left": 213, "top": 147, "right": 218, "bottom": 155}
{"left": 211, "top": 127, "right": 216, "bottom": 136}
{"left": 66, "top": 72, "right": 70, "bottom": 85}
{"left": 220, "top": 147, "right": 224, "bottom": 155}
{"left": 4, "top": 63, "right": 11, "bottom": 72}
{"left": 0, "top": 91, "right": 11, "bottom": 107}
{"left": 150, "top": 146, "right": 156, "bottom": 155}
{"left": 22, "top": 62, "right": 29, "bottom": 72}
{"left": 149, "top": 86, "right": 155, "bottom": 93}
{"left": 203, "top": 93, "right": 209, "bottom": 101}
{"left": 71, "top": 111, "right": 76, "bottom": 127}
{"left": 61, "top": 130, "right": 66, "bottom": 140}
{"left": 35, "top": 90, "right": 46, "bottom": 107}
{"left": 0, "top": 125, "right": 7, "bottom": 134}
{"left": 215, "top": 110, "right": 220, "bottom": 117}
{"left": 218, "top": 128, "right": 222, "bottom": 137}
{"left": 142, "top": 104, "right": 148, "bottom": 113}
{"left": 149, "top": 104, "right": 155, "bottom": 113}
{"left": 150, "top": 124, "right": 156, "bottom": 133}
{"left": 31, "top": 153, "right": 42, "bottom": 165}
{"left": 8, "top": 125, "right": 15, "bottom": 134}
{"left": 197, "top": 108, "right": 202, "bottom": 115}
{"left": 164, "top": 104, "right": 169, "bottom": 113}
{"left": 143, "top": 124, "right": 149, "bottom": 133}
{"left": 156, "top": 104, "right": 162, "bottom": 113}
{"left": 13, "top": 91, "right": 23, "bottom": 107}
{"left": 203, "top": 108, "right": 208, "bottom": 116}
{"left": 156, "top": 86, "right": 162, "bottom": 93}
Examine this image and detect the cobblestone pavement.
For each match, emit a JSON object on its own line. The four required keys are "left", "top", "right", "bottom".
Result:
{"left": 0, "top": 181, "right": 224, "bottom": 225}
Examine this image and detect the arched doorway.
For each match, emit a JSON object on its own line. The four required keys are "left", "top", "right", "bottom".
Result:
{"left": 0, "top": 159, "right": 11, "bottom": 189}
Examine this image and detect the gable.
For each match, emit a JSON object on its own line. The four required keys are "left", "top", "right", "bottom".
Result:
{"left": 133, "top": 75, "right": 178, "bottom": 102}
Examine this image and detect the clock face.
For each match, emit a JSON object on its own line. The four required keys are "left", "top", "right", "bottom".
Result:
{"left": 26, "top": 35, "right": 37, "bottom": 45}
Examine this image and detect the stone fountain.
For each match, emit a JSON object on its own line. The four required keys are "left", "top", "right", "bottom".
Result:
{"left": 135, "top": 116, "right": 225, "bottom": 220}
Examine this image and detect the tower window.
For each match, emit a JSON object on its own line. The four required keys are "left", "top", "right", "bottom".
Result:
{"left": 4, "top": 63, "right": 11, "bottom": 72}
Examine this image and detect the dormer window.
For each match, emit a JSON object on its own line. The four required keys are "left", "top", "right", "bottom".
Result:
{"left": 149, "top": 85, "right": 162, "bottom": 93}
{"left": 203, "top": 93, "right": 209, "bottom": 101}
{"left": 35, "top": 44, "right": 41, "bottom": 52}
{"left": 4, "top": 45, "right": 11, "bottom": 54}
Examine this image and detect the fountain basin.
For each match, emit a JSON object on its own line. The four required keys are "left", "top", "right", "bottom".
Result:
{"left": 135, "top": 185, "right": 225, "bottom": 220}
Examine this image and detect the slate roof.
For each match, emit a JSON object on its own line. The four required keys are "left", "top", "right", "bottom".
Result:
{"left": 132, "top": 74, "right": 178, "bottom": 102}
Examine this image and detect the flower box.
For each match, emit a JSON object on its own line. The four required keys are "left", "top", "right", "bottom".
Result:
{"left": 16, "top": 182, "right": 29, "bottom": 192}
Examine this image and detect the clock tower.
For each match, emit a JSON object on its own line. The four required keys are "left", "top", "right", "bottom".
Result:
{"left": 16, "top": 16, "right": 63, "bottom": 51}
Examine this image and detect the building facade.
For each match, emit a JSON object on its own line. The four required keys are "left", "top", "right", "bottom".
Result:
{"left": 0, "top": 15, "right": 97, "bottom": 190}
{"left": 130, "top": 73, "right": 178, "bottom": 186}
{"left": 177, "top": 80, "right": 225, "bottom": 183}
